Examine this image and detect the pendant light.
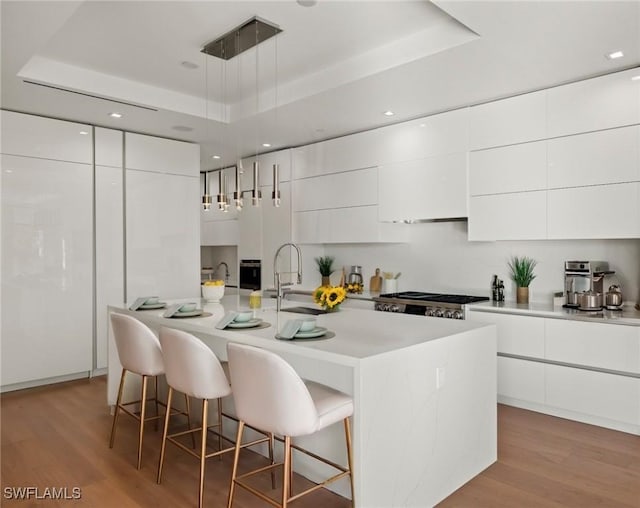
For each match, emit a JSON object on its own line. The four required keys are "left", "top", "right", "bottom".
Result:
{"left": 202, "top": 171, "right": 212, "bottom": 210}
{"left": 272, "top": 164, "right": 280, "bottom": 207}
{"left": 251, "top": 161, "right": 262, "bottom": 206}
{"left": 234, "top": 162, "right": 243, "bottom": 210}
{"left": 217, "top": 170, "right": 227, "bottom": 211}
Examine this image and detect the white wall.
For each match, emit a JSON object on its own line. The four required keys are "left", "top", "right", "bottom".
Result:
{"left": 316, "top": 223, "right": 640, "bottom": 304}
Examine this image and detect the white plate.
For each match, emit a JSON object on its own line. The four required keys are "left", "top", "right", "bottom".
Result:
{"left": 293, "top": 326, "right": 327, "bottom": 339}
{"left": 227, "top": 318, "right": 262, "bottom": 329}
{"left": 172, "top": 309, "right": 203, "bottom": 318}
{"left": 139, "top": 302, "right": 167, "bottom": 310}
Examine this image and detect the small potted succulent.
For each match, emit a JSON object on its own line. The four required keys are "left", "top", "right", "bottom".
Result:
{"left": 314, "top": 256, "right": 335, "bottom": 286}
{"left": 508, "top": 255, "right": 537, "bottom": 304}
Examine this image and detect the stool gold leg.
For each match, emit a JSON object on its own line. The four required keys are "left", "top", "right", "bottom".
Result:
{"left": 227, "top": 421, "right": 245, "bottom": 508}
{"left": 185, "top": 394, "right": 195, "bottom": 449}
{"left": 137, "top": 375, "right": 149, "bottom": 470}
{"left": 109, "top": 368, "right": 126, "bottom": 448}
{"left": 154, "top": 376, "right": 160, "bottom": 431}
{"left": 157, "top": 387, "right": 173, "bottom": 484}
{"left": 268, "top": 432, "right": 276, "bottom": 489}
{"left": 344, "top": 417, "right": 355, "bottom": 508}
{"left": 282, "top": 435, "right": 291, "bottom": 508}
{"left": 217, "top": 398, "right": 223, "bottom": 459}
{"left": 198, "top": 399, "right": 209, "bottom": 508}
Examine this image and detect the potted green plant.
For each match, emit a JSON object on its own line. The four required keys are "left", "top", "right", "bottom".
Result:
{"left": 508, "top": 255, "right": 537, "bottom": 304}
{"left": 314, "top": 256, "right": 335, "bottom": 286}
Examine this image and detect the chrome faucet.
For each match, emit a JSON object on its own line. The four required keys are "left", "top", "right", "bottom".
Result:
{"left": 214, "top": 261, "right": 230, "bottom": 282}
{"left": 273, "top": 243, "right": 302, "bottom": 312}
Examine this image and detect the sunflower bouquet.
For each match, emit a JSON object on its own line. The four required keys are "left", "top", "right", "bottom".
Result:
{"left": 313, "top": 285, "right": 347, "bottom": 311}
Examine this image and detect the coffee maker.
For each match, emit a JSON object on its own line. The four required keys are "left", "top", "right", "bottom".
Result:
{"left": 564, "top": 261, "right": 614, "bottom": 307}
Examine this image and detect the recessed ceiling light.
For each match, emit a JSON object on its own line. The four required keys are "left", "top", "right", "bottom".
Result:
{"left": 211, "top": 155, "right": 221, "bottom": 159}
{"left": 297, "top": 0, "right": 318, "bottom": 6}
{"left": 172, "top": 125, "right": 193, "bottom": 132}
{"left": 262, "top": 143, "right": 272, "bottom": 148}
{"left": 383, "top": 110, "right": 395, "bottom": 116}
{"left": 79, "top": 130, "right": 89, "bottom": 135}
{"left": 606, "top": 50, "right": 624, "bottom": 60}
{"left": 109, "top": 112, "right": 123, "bottom": 118}
{"left": 181, "top": 61, "right": 199, "bottom": 69}
{"left": 419, "top": 123, "right": 426, "bottom": 128}
{"left": 631, "top": 75, "right": 640, "bottom": 81}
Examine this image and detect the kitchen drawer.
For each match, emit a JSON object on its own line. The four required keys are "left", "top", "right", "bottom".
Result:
{"left": 547, "top": 68, "right": 640, "bottom": 138}
{"left": 468, "top": 191, "right": 547, "bottom": 241}
{"left": 469, "top": 90, "right": 547, "bottom": 150}
{"left": 467, "top": 311, "right": 544, "bottom": 357}
{"left": 498, "top": 357, "right": 545, "bottom": 404}
{"left": 547, "top": 182, "right": 640, "bottom": 239}
{"left": 545, "top": 318, "right": 640, "bottom": 374}
{"left": 545, "top": 364, "right": 640, "bottom": 426}
{"left": 547, "top": 125, "right": 639, "bottom": 189}
{"left": 469, "top": 140, "right": 546, "bottom": 196}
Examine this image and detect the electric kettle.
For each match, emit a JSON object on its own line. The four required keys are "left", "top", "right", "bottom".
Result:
{"left": 605, "top": 285, "right": 623, "bottom": 310}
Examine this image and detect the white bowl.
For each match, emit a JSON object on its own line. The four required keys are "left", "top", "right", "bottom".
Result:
{"left": 179, "top": 302, "right": 197, "bottom": 313}
{"left": 202, "top": 284, "right": 225, "bottom": 303}
{"left": 299, "top": 318, "right": 316, "bottom": 332}
{"left": 144, "top": 296, "right": 160, "bottom": 305}
{"left": 234, "top": 311, "right": 253, "bottom": 323}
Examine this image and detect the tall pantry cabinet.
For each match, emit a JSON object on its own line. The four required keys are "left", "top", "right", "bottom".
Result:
{"left": 1, "top": 111, "right": 200, "bottom": 390}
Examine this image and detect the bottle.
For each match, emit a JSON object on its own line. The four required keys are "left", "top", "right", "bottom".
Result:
{"left": 491, "top": 275, "right": 499, "bottom": 301}
{"left": 497, "top": 280, "right": 505, "bottom": 302}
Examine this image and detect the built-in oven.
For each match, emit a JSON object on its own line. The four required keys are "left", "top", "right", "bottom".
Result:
{"left": 239, "top": 259, "right": 261, "bottom": 290}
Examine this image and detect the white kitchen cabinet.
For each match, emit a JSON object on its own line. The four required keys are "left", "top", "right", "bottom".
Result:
{"left": 0, "top": 110, "right": 92, "bottom": 164}
{"left": 547, "top": 68, "right": 640, "bottom": 138}
{"left": 376, "top": 108, "right": 469, "bottom": 165}
{"left": 292, "top": 167, "right": 378, "bottom": 213}
{"left": 466, "top": 311, "right": 545, "bottom": 358}
{"left": 126, "top": 169, "right": 200, "bottom": 300}
{"left": 95, "top": 164, "right": 124, "bottom": 370}
{"left": 547, "top": 125, "right": 639, "bottom": 189}
{"left": 497, "top": 357, "right": 545, "bottom": 405}
{"left": 293, "top": 205, "right": 407, "bottom": 244}
{"left": 292, "top": 130, "right": 380, "bottom": 179}
{"left": 545, "top": 319, "right": 640, "bottom": 374}
{"left": 378, "top": 152, "right": 467, "bottom": 221}
{"left": 545, "top": 364, "right": 640, "bottom": 429}
{"left": 95, "top": 127, "right": 123, "bottom": 168}
{"left": 125, "top": 132, "right": 199, "bottom": 176}
{"left": 1, "top": 154, "right": 93, "bottom": 388}
{"left": 468, "top": 191, "right": 547, "bottom": 241}
{"left": 469, "top": 140, "right": 547, "bottom": 196}
{"left": 201, "top": 219, "right": 239, "bottom": 246}
{"left": 262, "top": 181, "right": 292, "bottom": 289}
{"left": 238, "top": 199, "right": 263, "bottom": 260}
{"left": 469, "top": 90, "right": 547, "bottom": 150}
{"left": 547, "top": 182, "right": 639, "bottom": 239}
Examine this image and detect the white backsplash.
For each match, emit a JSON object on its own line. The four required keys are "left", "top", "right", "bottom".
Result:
{"left": 303, "top": 222, "right": 640, "bottom": 304}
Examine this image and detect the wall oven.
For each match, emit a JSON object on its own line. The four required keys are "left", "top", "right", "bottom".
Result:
{"left": 239, "top": 259, "right": 261, "bottom": 290}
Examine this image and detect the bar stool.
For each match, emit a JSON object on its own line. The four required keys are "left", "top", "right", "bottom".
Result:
{"left": 109, "top": 313, "right": 193, "bottom": 469}
{"left": 157, "top": 327, "right": 273, "bottom": 508}
{"left": 226, "top": 342, "right": 355, "bottom": 508}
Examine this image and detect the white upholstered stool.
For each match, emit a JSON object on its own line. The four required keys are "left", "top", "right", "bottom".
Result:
{"left": 109, "top": 313, "right": 193, "bottom": 469}
{"left": 226, "top": 342, "right": 355, "bottom": 508}
{"left": 157, "top": 327, "right": 273, "bottom": 508}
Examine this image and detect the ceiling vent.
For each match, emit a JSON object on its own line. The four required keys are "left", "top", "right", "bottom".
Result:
{"left": 201, "top": 16, "right": 282, "bottom": 60}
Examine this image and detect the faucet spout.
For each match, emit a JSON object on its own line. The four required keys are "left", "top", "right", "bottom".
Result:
{"left": 214, "top": 261, "right": 230, "bottom": 281}
{"left": 273, "top": 243, "right": 303, "bottom": 312}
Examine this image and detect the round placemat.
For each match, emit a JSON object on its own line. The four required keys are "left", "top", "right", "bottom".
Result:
{"left": 276, "top": 331, "right": 335, "bottom": 342}
{"left": 226, "top": 321, "right": 271, "bottom": 331}
{"left": 169, "top": 311, "right": 213, "bottom": 319}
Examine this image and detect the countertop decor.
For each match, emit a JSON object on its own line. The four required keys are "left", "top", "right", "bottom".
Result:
{"left": 313, "top": 285, "right": 346, "bottom": 311}
{"left": 508, "top": 255, "right": 537, "bottom": 304}
{"left": 314, "top": 256, "right": 335, "bottom": 286}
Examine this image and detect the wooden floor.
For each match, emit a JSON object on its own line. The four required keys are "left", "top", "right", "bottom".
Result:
{"left": 1, "top": 377, "right": 639, "bottom": 508}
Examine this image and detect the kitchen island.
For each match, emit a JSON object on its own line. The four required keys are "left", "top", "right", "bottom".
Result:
{"left": 107, "top": 294, "right": 496, "bottom": 507}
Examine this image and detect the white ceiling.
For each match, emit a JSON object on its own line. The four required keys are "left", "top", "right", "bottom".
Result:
{"left": 2, "top": 1, "right": 639, "bottom": 170}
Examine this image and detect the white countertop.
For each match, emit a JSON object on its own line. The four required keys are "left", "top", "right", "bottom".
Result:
{"left": 467, "top": 300, "right": 640, "bottom": 326}
{"left": 113, "top": 293, "right": 491, "bottom": 363}
{"left": 263, "top": 286, "right": 380, "bottom": 302}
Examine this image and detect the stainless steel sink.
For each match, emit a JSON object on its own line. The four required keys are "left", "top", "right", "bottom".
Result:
{"left": 280, "top": 306, "right": 328, "bottom": 315}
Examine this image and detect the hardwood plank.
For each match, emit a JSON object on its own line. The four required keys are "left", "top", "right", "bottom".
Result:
{"left": 2, "top": 379, "right": 639, "bottom": 507}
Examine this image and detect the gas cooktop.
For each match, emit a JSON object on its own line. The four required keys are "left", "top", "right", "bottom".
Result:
{"left": 377, "top": 291, "right": 490, "bottom": 305}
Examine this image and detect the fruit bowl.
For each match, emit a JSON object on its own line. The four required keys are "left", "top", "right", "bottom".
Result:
{"left": 202, "top": 283, "right": 225, "bottom": 303}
